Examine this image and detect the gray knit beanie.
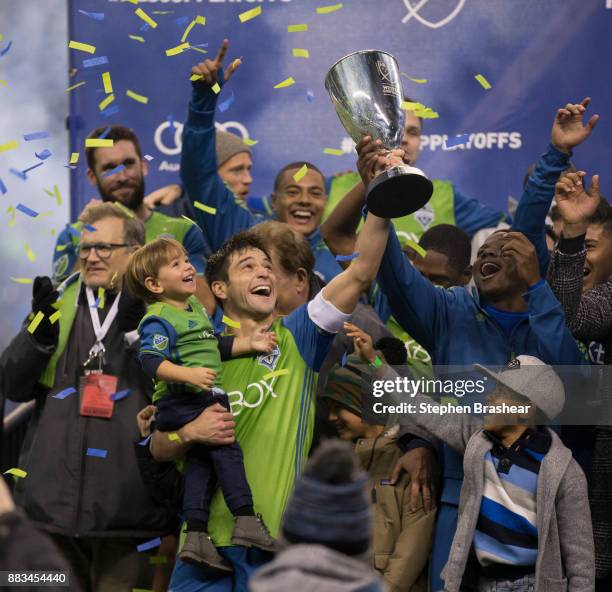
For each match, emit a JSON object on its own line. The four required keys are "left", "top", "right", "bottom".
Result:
{"left": 216, "top": 129, "right": 252, "bottom": 168}
{"left": 282, "top": 440, "right": 371, "bottom": 556}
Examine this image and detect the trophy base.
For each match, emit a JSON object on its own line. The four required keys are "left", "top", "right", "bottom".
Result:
{"left": 366, "top": 165, "right": 434, "bottom": 218}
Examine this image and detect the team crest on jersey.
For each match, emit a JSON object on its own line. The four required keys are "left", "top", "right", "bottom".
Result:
{"left": 152, "top": 334, "right": 169, "bottom": 351}
{"left": 53, "top": 254, "right": 69, "bottom": 279}
{"left": 414, "top": 203, "right": 434, "bottom": 230}
{"left": 257, "top": 346, "right": 281, "bottom": 371}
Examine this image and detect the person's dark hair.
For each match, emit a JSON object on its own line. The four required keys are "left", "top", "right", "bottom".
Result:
{"left": 85, "top": 125, "right": 143, "bottom": 170}
{"left": 273, "top": 161, "right": 325, "bottom": 193}
{"left": 587, "top": 197, "right": 612, "bottom": 236}
{"left": 419, "top": 224, "right": 471, "bottom": 274}
{"left": 205, "top": 231, "right": 270, "bottom": 287}
{"left": 374, "top": 337, "right": 408, "bottom": 366}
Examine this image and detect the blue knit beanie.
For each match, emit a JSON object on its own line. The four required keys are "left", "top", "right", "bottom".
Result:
{"left": 281, "top": 440, "right": 371, "bottom": 555}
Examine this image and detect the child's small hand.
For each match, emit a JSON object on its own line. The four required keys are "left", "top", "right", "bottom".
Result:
{"left": 344, "top": 322, "right": 377, "bottom": 364}
{"left": 186, "top": 367, "right": 217, "bottom": 390}
{"left": 250, "top": 326, "right": 277, "bottom": 354}
{"left": 136, "top": 404, "right": 157, "bottom": 438}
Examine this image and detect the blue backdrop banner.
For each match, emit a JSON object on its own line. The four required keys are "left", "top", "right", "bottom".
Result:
{"left": 67, "top": 0, "right": 611, "bottom": 218}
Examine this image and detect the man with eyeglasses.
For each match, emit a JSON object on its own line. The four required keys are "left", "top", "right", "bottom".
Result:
{"left": 52, "top": 125, "right": 210, "bottom": 306}
{"left": 0, "top": 202, "right": 197, "bottom": 592}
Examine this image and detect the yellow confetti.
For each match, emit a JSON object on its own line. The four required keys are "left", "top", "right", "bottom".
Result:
{"left": 292, "top": 164, "right": 308, "bottom": 182}
{"left": 126, "top": 0, "right": 139, "bottom": 4}
{"left": 24, "top": 244, "right": 36, "bottom": 262}
{"left": 52, "top": 184, "right": 62, "bottom": 206}
{"left": 189, "top": 46, "right": 208, "bottom": 55}
{"left": 10, "top": 277, "right": 33, "bottom": 284}
{"left": 166, "top": 43, "right": 190, "bottom": 57}
{"left": 181, "top": 215, "right": 196, "bottom": 225}
{"left": 102, "top": 71, "right": 113, "bottom": 94}
{"left": 49, "top": 310, "right": 61, "bottom": 324}
{"left": 414, "top": 108, "right": 439, "bottom": 119}
{"left": 292, "top": 48, "right": 309, "bottom": 58}
{"left": 401, "top": 101, "right": 425, "bottom": 111}
{"left": 288, "top": 24, "right": 308, "bottom": 32}
{"left": 211, "top": 82, "right": 221, "bottom": 94}
{"left": 126, "top": 90, "right": 149, "bottom": 104}
{"left": 401, "top": 72, "right": 428, "bottom": 84}
{"left": 403, "top": 239, "right": 427, "bottom": 258}
{"left": 99, "top": 94, "right": 115, "bottom": 111}
{"left": 194, "top": 202, "right": 217, "bottom": 215}
{"left": 68, "top": 40, "right": 96, "bottom": 54}
{"left": 239, "top": 6, "right": 262, "bottom": 23}
{"left": 66, "top": 81, "right": 86, "bottom": 92}
{"left": 262, "top": 369, "right": 289, "bottom": 380}
{"left": 69, "top": 152, "right": 79, "bottom": 165}
{"left": 128, "top": 35, "right": 145, "bottom": 43}
{"left": 0, "top": 34, "right": 3, "bottom": 42}
{"left": 149, "top": 556, "right": 168, "bottom": 565}
{"left": 0, "top": 79, "right": 7, "bottom": 87}
{"left": 316, "top": 3, "right": 343, "bottom": 14}
{"left": 86, "top": 138, "right": 114, "bottom": 148}
{"left": 3, "top": 468, "right": 27, "bottom": 479}
{"left": 222, "top": 315, "right": 241, "bottom": 329}
{"left": 113, "top": 202, "right": 135, "bottom": 218}
{"left": 243, "top": 138, "right": 259, "bottom": 146}
{"left": 475, "top": 74, "right": 492, "bottom": 90}
{"left": 0, "top": 140, "right": 18, "bottom": 152}
{"left": 168, "top": 432, "right": 182, "bottom": 442}
{"left": 98, "top": 287, "right": 106, "bottom": 309}
{"left": 323, "top": 147, "right": 344, "bottom": 156}
{"left": 27, "top": 311, "right": 45, "bottom": 334}
{"left": 190, "top": 74, "right": 203, "bottom": 82}
{"left": 181, "top": 15, "right": 206, "bottom": 42}
{"left": 134, "top": 7, "right": 158, "bottom": 29}
{"left": 274, "top": 77, "right": 295, "bottom": 89}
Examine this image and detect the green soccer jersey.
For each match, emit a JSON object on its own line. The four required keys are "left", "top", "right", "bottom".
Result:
{"left": 205, "top": 303, "right": 335, "bottom": 547}
{"left": 138, "top": 296, "right": 222, "bottom": 402}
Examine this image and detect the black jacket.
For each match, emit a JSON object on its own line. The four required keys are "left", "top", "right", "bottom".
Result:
{"left": 0, "top": 289, "right": 176, "bottom": 538}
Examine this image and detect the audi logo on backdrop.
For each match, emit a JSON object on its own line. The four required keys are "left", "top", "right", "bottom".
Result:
{"left": 153, "top": 120, "right": 252, "bottom": 156}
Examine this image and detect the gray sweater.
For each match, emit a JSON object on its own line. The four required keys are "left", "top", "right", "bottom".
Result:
{"left": 380, "top": 368, "right": 595, "bottom": 592}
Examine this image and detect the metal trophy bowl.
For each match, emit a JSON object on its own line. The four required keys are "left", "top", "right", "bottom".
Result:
{"left": 325, "top": 50, "right": 433, "bottom": 218}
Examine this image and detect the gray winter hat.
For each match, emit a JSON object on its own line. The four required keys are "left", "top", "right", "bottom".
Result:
{"left": 474, "top": 355, "right": 565, "bottom": 420}
{"left": 216, "top": 129, "right": 251, "bottom": 168}
{"left": 281, "top": 440, "right": 371, "bottom": 556}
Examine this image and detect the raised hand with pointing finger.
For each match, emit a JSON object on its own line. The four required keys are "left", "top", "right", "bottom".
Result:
{"left": 191, "top": 38, "right": 241, "bottom": 88}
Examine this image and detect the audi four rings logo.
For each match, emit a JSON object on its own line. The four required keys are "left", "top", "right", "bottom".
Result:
{"left": 402, "top": 0, "right": 466, "bottom": 27}
{"left": 153, "top": 120, "right": 251, "bottom": 156}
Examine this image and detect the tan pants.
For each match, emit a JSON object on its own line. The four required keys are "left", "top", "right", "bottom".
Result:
{"left": 50, "top": 534, "right": 155, "bottom": 592}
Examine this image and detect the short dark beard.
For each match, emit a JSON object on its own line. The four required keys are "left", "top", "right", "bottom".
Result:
{"left": 97, "top": 175, "right": 145, "bottom": 211}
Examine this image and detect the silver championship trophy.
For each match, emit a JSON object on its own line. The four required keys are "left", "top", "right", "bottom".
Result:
{"left": 325, "top": 50, "right": 433, "bottom": 217}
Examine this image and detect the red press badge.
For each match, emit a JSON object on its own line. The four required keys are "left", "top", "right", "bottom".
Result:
{"left": 79, "top": 373, "right": 118, "bottom": 419}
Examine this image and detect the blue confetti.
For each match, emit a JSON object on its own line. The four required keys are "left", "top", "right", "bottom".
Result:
{"left": 341, "top": 351, "right": 348, "bottom": 367}
{"left": 140, "top": 23, "right": 150, "bottom": 32}
{"left": 101, "top": 105, "right": 120, "bottom": 118}
{"left": 102, "top": 164, "right": 126, "bottom": 178}
{"left": 138, "top": 434, "right": 152, "bottom": 447}
{"left": 65, "top": 165, "right": 78, "bottom": 170}
{"left": 83, "top": 56, "right": 109, "bottom": 68}
{"left": 22, "top": 162, "right": 45, "bottom": 174}
{"left": 0, "top": 178, "right": 6, "bottom": 194}
{"left": 218, "top": 92, "right": 235, "bottom": 113}
{"left": 110, "top": 389, "right": 131, "bottom": 401}
{"left": 193, "top": 43, "right": 209, "bottom": 48}
{"left": 98, "top": 127, "right": 111, "bottom": 139}
{"left": 24, "top": 131, "right": 50, "bottom": 141}
{"left": 52, "top": 387, "right": 77, "bottom": 400}
{"left": 67, "top": 226, "right": 81, "bottom": 238}
{"left": 78, "top": 9, "right": 105, "bottom": 21}
{"left": 16, "top": 203, "right": 39, "bottom": 218}
{"left": 83, "top": 224, "right": 97, "bottom": 232}
{"left": 335, "top": 252, "right": 360, "bottom": 262}
{"left": 306, "top": 90, "right": 315, "bottom": 103}
{"left": 90, "top": 298, "right": 101, "bottom": 308}
{"left": 0, "top": 41, "right": 12, "bottom": 57}
{"left": 86, "top": 448, "right": 108, "bottom": 458}
{"left": 9, "top": 168, "right": 27, "bottom": 181}
{"left": 137, "top": 537, "right": 161, "bottom": 552}
{"left": 176, "top": 16, "right": 189, "bottom": 25}
{"left": 445, "top": 134, "right": 470, "bottom": 149}
{"left": 35, "top": 149, "right": 52, "bottom": 160}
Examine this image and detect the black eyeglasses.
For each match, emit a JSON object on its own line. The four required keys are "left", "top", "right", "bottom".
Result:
{"left": 78, "top": 242, "right": 129, "bottom": 260}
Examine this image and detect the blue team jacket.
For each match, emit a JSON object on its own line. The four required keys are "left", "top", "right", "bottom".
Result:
{"left": 179, "top": 78, "right": 342, "bottom": 283}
